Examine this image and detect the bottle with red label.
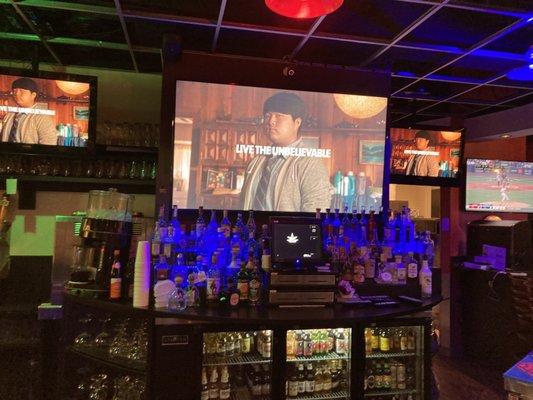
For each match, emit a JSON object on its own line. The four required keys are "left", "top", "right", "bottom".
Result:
{"left": 109, "top": 249, "right": 122, "bottom": 301}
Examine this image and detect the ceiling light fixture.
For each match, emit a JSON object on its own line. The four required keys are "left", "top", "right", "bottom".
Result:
{"left": 500, "top": 134, "right": 511, "bottom": 138}
{"left": 506, "top": 45, "right": 533, "bottom": 81}
{"left": 333, "top": 94, "right": 388, "bottom": 119}
{"left": 55, "top": 80, "right": 90, "bottom": 95}
{"left": 265, "top": 0, "right": 343, "bottom": 19}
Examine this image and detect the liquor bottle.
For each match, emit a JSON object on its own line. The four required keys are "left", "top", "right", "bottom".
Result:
{"left": 219, "top": 366, "right": 230, "bottom": 400}
{"left": 286, "top": 330, "right": 296, "bottom": 359}
{"left": 288, "top": 366, "right": 299, "bottom": 398}
{"left": 230, "top": 227, "right": 244, "bottom": 260}
{"left": 366, "top": 362, "right": 375, "bottom": 390}
{"left": 208, "top": 367, "right": 219, "bottom": 399}
{"left": 237, "top": 261, "right": 249, "bottom": 303}
{"left": 109, "top": 249, "right": 122, "bottom": 300}
{"left": 151, "top": 221, "right": 162, "bottom": 257}
{"left": 227, "top": 277, "right": 240, "bottom": 308}
{"left": 154, "top": 255, "right": 170, "bottom": 284}
{"left": 241, "top": 331, "right": 252, "bottom": 354}
{"left": 235, "top": 212, "right": 247, "bottom": 242}
{"left": 406, "top": 251, "right": 419, "bottom": 282}
{"left": 168, "top": 276, "right": 187, "bottom": 311}
{"left": 383, "top": 362, "right": 392, "bottom": 389}
{"left": 374, "top": 362, "right": 383, "bottom": 389}
{"left": 396, "top": 254, "right": 407, "bottom": 284}
{"left": 371, "top": 328, "right": 379, "bottom": 352}
{"left": 419, "top": 258, "right": 432, "bottom": 298}
{"left": 314, "top": 366, "right": 324, "bottom": 393}
{"left": 220, "top": 209, "right": 231, "bottom": 238}
{"left": 249, "top": 263, "right": 262, "bottom": 306}
{"left": 333, "top": 208, "right": 341, "bottom": 238}
{"left": 227, "top": 246, "right": 240, "bottom": 278}
{"left": 330, "top": 361, "right": 339, "bottom": 391}
{"left": 335, "top": 329, "right": 348, "bottom": 355}
{"left": 323, "top": 366, "right": 332, "bottom": 393}
{"left": 201, "top": 367, "right": 209, "bottom": 400}
{"left": 407, "top": 328, "right": 416, "bottom": 350}
{"left": 216, "top": 333, "right": 226, "bottom": 359}
{"left": 364, "top": 328, "right": 373, "bottom": 354}
{"left": 196, "top": 206, "right": 206, "bottom": 246}
{"left": 206, "top": 252, "right": 221, "bottom": 303}
{"left": 246, "top": 209, "right": 256, "bottom": 238}
{"left": 303, "top": 332, "right": 313, "bottom": 357}
{"left": 390, "top": 361, "right": 398, "bottom": 389}
{"left": 379, "top": 329, "right": 390, "bottom": 352}
{"left": 186, "top": 273, "right": 199, "bottom": 307}
{"left": 359, "top": 208, "right": 368, "bottom": 245}
{"left": 305, "top": 363, "right": 315, "bottom": 393}
{"left": 261, "top": 364, "right": 271, "bottom": 397}
{"left": 296, "top": 331, "right": 304, "bottom": 357}
{"left": 297, "top": 363, "right": 306, "bottom": 394}
{"left": 262, "top": 330, "right": 272, "bottom": 358}
{"left": 365, "top": 254, "right": 376, "bottom": 280}
{"left": 396, "top": 361, "right": 406, "bottom": 390}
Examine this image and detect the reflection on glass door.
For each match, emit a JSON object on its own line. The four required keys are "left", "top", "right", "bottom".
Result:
{"left": 285, "top": 328, "right": 351, "bottom": 399}
{"left": 363, "top": 325, "right": 424, "bottom": 400}
{"left": 202, "top": 330, "right": 273, "bottom": 399}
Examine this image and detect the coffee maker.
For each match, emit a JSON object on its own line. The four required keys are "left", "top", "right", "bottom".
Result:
{"left": 65, "top": 189, "right": 134, "bottom": 298}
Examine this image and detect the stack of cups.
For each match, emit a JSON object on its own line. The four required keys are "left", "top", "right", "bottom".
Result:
{"left": 133, "top": 241, "right": 150, "bottom": 308}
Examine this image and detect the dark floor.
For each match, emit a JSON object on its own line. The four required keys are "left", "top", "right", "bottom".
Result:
{"left": 433, "top": 353, "right": 507, "bottom": 400}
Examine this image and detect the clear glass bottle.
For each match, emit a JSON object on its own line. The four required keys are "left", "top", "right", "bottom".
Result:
{"left": 168, "top": 276, "right": 187, "bottom": 311}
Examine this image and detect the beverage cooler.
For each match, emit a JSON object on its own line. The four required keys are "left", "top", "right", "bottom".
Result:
{"left": 152, "top": 318, "right": 431, "bottom": 400}
{"left": 362, "top": 320, "right": 431, "bottom": 400}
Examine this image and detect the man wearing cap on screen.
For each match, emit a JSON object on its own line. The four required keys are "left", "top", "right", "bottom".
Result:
{"left": 0, "top": 77, "right": 57, "bottom": 145}
{"left": 404, "top": 130, "right": 439, "bottom": 177}
{"left": 240, "top": 92, "right": 332, "bottom": 212}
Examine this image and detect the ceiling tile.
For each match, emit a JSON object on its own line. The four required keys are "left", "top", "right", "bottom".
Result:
{"left": 317, "top": 0, "right": 433, "bottom": 41}
{"left": 127, "top": 19, "right": 214, "bottom": 51}
{"left": 400, "top": 7, "right": 519, "bottom": 49}
{"left": 216, "top": 29, "right": 301, "bottom": 59}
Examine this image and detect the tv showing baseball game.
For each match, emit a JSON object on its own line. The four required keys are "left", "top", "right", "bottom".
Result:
{"left": 0, "top": 68, "right": 96, "bottom": 149}
{"left": 390, "top": 127, "right": 463, "bottom": 186}
{"left": 465, "top": 158, "right": 533, "bottom": 213}
{"left": 172, "top": 80, "right": 388, "bottom": 213}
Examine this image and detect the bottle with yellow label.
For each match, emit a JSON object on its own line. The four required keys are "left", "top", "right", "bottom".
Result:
{"left": 379, "top": 329, "right": 390, "bottom": 352}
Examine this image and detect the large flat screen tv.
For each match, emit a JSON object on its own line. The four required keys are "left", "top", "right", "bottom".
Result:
{"left": 389, "top": 127, "right": 463, "bottom": 187}
{"left": 465, "top": 158, "right": 533, "bottom": 213}
{"left": 0, "top": 68, "right": 96, "bottom": 151}
{"left": 172, "top": 80, "right": 388, "bottom": 213}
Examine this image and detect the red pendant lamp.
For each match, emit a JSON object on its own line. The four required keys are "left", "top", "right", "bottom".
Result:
{"left": 265, "top": 0, "right": 344, "bottom": 19}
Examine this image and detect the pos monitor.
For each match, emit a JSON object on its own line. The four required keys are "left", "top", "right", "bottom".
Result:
{"left": 270, "top": 217, "right": 323, "bottom": 267}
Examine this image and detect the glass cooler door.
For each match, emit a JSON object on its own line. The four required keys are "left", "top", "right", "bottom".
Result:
{"left": 285, "top": 328, "right": 352, "bottom": 400}
{"left": 363, "top": 322, "right": 426, "bottom": 400}
{"left": 202, "top": 330, "right": 273, "bottom": 399}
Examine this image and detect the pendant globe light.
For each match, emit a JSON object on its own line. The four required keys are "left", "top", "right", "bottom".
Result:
{"left": 55, "top": 80, "right": 90, "bottom": 96}
{"left": 265, "top": 0, "right": 343, "bottom": 19}
{"left": 333, "top": 94, "right": 388, "bottom": 119}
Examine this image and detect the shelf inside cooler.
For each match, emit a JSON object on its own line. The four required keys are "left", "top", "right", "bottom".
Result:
{"left": 67, "top": 345, "right": 146, "bottom": 374}
{"left": 290, "top": 389, "right": 350, "bottom": 400}
{"left": 287, "top": 353, "right": 351, "bottom": 362}
{"left": 364, "top": 389, "right": 417, "bottom": 397}
{"left": 203, "top": 351, "right": 272, "bottom": 366}
{"left": 366, "top": 351, "right": 417, "bottom": 359}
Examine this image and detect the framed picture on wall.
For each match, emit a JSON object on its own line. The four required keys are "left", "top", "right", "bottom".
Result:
{"left": 73, "top": 106, "right": 89, "bottom": 121}
{"left": 359, "top": 140, "right": 384, "bottom": 165}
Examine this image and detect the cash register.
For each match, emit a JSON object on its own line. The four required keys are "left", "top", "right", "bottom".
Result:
{"left": 268, "top": 217, "right": 336, "bottom": 305}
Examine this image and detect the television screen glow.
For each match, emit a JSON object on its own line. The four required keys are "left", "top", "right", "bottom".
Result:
{"left": 0, "top": 73, "right": 93, "bottom": 147}
{"left": 465, "top": 159, "right": 533, "bottom": 213}
{"left": 390, "top": 128, "right": 462, "bottom": 179}
{"left": 172, "top": 81, "right": 388, "bottom": 213}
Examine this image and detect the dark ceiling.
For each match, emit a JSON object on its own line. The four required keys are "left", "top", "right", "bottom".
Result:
{"left": 0, "top": 0, "right": 532, "bottom": 125}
